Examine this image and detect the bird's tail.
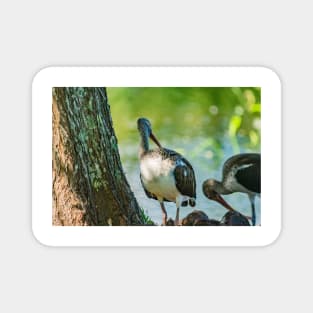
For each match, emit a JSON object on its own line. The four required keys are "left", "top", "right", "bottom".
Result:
{"left": 189, "top": 199, "right": 196, "bottom": 207}
{"left": 181, "top": 198, "right": 196, "bottom": 207}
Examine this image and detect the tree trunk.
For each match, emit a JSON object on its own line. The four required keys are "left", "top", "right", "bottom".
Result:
{"left": 52, "top": 87, "right": 144, "bottom": 226}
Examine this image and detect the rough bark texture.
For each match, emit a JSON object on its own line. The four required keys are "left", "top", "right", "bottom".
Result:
{"left": 52, "top": 87, "right": 144, "bottom": 226}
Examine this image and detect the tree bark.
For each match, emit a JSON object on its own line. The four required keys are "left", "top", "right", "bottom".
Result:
{"left": 52, "top": 87, "right": 144, "bottom": 226}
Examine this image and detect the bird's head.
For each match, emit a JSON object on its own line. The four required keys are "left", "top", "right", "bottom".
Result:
{"left": 202, "top": 179, "right": 220, "bottom": 200}
{"left": 137, "top": 117, "right": 152, "bottom": 133}
{"left": 137, "top": 117, "right": 162, "bottom": 147}
{"left": 202, "top": 179, "right": 236, "bottom": 212}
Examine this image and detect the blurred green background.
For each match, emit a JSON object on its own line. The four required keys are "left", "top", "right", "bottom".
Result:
{"left": 107, "top": 87, "right": 261, "bottom": 224}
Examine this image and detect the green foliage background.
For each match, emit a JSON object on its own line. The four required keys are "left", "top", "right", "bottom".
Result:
{"left": 108, "top": 87, "right": 260, "bottom": 159}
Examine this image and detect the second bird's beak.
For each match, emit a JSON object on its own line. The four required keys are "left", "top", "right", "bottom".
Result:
{"left": 216, "top": 194, "right": 252, "bottom": 221}
{"left": 215, "top": 194, "right": 236, "bottom": 212}
{"left": 150, "top": 132, "right": 162, "bottom": 148}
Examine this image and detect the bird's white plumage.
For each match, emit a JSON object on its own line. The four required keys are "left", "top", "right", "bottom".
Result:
{"left": 137, "top": 118, "right": 196, "bottom": 225}
{"left": 140, "top": 155, "right": 188, "bottom": 202}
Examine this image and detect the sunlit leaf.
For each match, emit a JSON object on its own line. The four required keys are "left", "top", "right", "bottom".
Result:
{"left": 249, "top": 130, "right": 259, "bottom": 146}
{"left": 229, "top": 115, "right": 242, "bottom": 137}
{"left": 250, "top": 103, "right": 261, "bottom": 113}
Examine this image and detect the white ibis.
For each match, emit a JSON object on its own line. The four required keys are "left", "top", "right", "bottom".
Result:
{"left": 137, "top": 118, "right": 196, "bottom": 225}
{"left": 202, "top": 153, "right": 260, "bottom": 225}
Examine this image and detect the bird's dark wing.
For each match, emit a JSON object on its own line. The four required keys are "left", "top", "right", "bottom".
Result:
{"left": 159, "top": 148, "right": 182, "bottom": 160}
{"left": 223, "top": 153, "right": 260, "bottom": 175}
{"left": 235, "top": 163, "right": 260, "bottom": 193}
{"left": 173, "top": 157, "right": 197, "bottom": 198}
{"left": 227, "top": 154, "right": 261, "bottom": 193}
{"left": 159, "top": 148, "right": 196, "bottom": 199}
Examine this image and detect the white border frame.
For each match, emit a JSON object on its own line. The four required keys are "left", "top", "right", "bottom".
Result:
{"left": 32, "top": 67, "right": 281, "bottom": 247}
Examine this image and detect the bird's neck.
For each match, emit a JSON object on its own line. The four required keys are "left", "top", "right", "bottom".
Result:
{"left": 139, "top": 130, "right": 150, "bottom": 158}
{"left": 214, "top": 180, "right": 232, "bottom": 195}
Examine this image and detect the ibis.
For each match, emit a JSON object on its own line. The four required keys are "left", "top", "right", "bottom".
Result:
{"left": 202, "top": 153, "right": 260, "bottom": 225}
{"left": 137, "top": 118, "right": 196, "bottom": 225}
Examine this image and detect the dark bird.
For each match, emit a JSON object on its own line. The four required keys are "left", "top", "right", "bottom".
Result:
{"left": 202, "top": 153, "right": 260, "bottom": 225}
{"left": 166, "top": 218, "right": 175, "bottom": 226}
{"left": 221, "top": 211, "right": 250, "bottom": 226}
{"left": 181, "top": 210, "right": 221, "bottom": 226}
{"left": 137, "top": 118, "right": 196, "bottom": 225}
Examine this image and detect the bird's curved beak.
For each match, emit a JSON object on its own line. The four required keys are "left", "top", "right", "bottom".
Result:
{"left": 216, "top": 194, "right": 252, "bottom": 221}
{"left": 150, "top": 132, "right": 162, "bottom": 148}
{"left": 215, "top": 194, "right": 236, "bottom": 212}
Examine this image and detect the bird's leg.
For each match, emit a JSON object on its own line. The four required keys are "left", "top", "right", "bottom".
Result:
{"left": 175, "top": 206, "right": 180, "bottom": 226}
{"left": 249, "top": 194, "right": 256, "bottom": 226}
{"left": 175, "top": 206, "right": 179, "bottom": 226}
{"left": 175, "top": 196, "right": 183, "bottom": 226}
{"left": 159, "top": 201, "right": 167, "bottom": 226}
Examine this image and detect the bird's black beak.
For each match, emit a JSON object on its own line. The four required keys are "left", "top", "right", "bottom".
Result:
{"left": 150, "top": 132, "right": 162, "bottom": 148}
